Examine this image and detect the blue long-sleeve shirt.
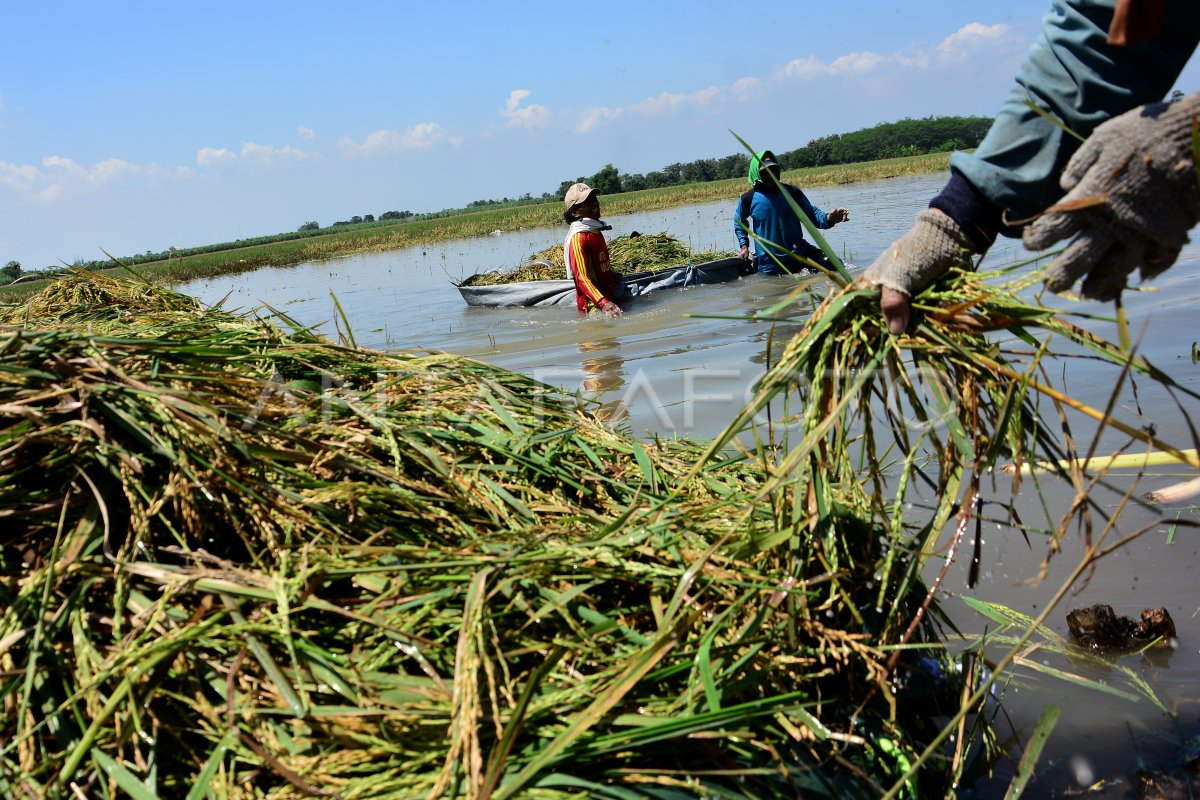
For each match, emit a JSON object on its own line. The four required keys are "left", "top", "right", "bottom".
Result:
{"left": 734, "top": 184, "right": 835, "bottom": 275}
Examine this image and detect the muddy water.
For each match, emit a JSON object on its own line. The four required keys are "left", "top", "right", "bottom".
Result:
{"left": 179, "top": 172, "right": 1200, "bottom": 796}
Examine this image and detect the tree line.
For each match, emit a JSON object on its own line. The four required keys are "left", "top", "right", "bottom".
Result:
{"left": 552, "top": 115, "right": 992, "bottom": 200}
{"left": 5, "top": 115, "right": 990, "bottom": 278}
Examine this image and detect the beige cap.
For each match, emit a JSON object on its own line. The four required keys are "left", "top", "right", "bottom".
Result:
{"left": 563, "top": 182, "right": 597, "bottom": 210}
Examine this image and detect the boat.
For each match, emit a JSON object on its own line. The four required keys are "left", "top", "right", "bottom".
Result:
{"left": 457, "top": 256, "right": 748, "bottom": 308}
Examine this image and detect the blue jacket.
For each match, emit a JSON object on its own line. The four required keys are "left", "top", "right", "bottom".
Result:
{"left": 734, "top": 184, "right": 835, "bottom": 274}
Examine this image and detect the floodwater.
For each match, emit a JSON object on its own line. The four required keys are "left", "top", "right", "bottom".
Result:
{"left": 179, "top": 172, "right": 1200, "bottom": 796}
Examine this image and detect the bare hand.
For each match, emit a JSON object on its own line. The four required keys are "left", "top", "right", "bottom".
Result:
{"left": 738, "top": 244, "right": 750, "bottom": 261}
{"left": 879, "top": 287, "right": 911, "bottom": 334}
{"left": 863, "top": 209, "right": 975, "bottom": 334}
{"left": 828, "top": 207, "right": 850, "bottom": 225}
{"left": 600, "top": 299, "right": 624, "bottom": 318}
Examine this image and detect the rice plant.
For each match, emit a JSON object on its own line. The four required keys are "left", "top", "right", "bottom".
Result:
{"left": 0, "top": 270, "right": 987, "bottom": 799}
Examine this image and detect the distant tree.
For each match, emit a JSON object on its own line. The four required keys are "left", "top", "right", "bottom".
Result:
{"left": 350, "top": 215, "right": 363, "bottom": 225}
{"left": 588, "top": 164, "right": 622, "bottom": 195}
{"left": 2, "top": 260, "right": 21, "bottom": 283}
{"left": 380, "top": 210, "right": 412, "bottom": 221}
{"left": 623, "top": 173, "right": 650, "bottom": 192}
{"left": 659, "top": 163, "right": 685, "bottom": 185}
{"left": 681, "top": 158, "right": 717, "bottom": 184}
{"left": 298, "top": 221, "right": 320, "bottom": 231}
{"left": 716, "top": 154, "right": 750, "bottom": 180}
{"left": 643, "top": 170, "right": 670, "bottom": 189}
{"left": 556, "top": 178, "right": 585, "bottom": 200}
{"left": 363, "top": 213, "right": 375, "bottom": 223}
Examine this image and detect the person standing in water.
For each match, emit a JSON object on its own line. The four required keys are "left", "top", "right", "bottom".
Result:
{"left": 564, "top": 182, "right": 623, "bottom": 317}
{"left": 734, "top": 150, "right": 850, "bottom": 276}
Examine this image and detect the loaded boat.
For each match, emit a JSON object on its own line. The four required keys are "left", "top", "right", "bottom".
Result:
{"left": 457, "top": 256, "right": 747, "bottom": 308}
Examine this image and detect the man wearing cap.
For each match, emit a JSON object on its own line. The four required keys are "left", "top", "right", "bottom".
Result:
{"left": 734, "top": 150, "right": 850, "bottom": 276}
{"left": 563, "top": 182, "right": 624, "bottom": 317}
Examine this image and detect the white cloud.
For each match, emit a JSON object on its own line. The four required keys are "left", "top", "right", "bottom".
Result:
{"left": 779, "top": 56, "right": 828, "bottom": 81}
{"left": 297, "top": 125, "right": 316, "bottom": 141}
{"left": 564, "top": 20, "right": 1025, "bottom": 135}
{"left": 27, "top": 155, "right": 188, "bottom": 202}
{"left": 197, "top": 146, "right": 236, "bottom": 167}
{"left": 0, "top": 160, "right": 39, "bottom": 192}
{"left": 828, "top": 51, "right": 885, "bottom": 75}
{"left": 775, "top": 23, "right": 1017, "bottom": 84}
{"left": 629, "top": 87, "right": 719, "bottom": 117}
{"left": 937, "top": 23, "right": 1013, "bottom": 62}
{"left": 729, "top": 76, "right": 763, "bottom": 101}
{"left": 338, "top": 123, "right": 446, "bottom": 156}
{"left": 0, "top": 153, "right": 193, "bottom": 203}
{"left": 240, "top": 142, "right": 316, "bottom": 166}
{"left": 574, "top": 106, "right": 621, "bottom": 134}
{"left": 501, "top": 89, "right": 552, "bottom": 129}
{"left": 575, "top": 86, "right": 720, "bottom": 134}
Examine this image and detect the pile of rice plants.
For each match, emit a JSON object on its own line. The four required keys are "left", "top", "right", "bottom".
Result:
{"left": 459, "top": 233, "right": 732, "bottom": 287}
{"left": 2, "top": 257, "right": 1187, "bottom": 797}
{"left": 0, "top": 272, "right": 973, "bottom": 799}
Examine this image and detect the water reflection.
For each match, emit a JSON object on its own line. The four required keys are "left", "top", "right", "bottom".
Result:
{"left": 578, "top": 337, "right": 628, "bottom": 423}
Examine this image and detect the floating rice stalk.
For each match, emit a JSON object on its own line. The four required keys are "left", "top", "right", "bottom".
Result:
{"left": 1144, "top": 475, "right": 1200, "bottom": 503}
{"left": 1004, "top": 447, "right": 1200, "bottom": 475}
{"left": 1002, "top": 704, "right": 1062, "bottom": 800}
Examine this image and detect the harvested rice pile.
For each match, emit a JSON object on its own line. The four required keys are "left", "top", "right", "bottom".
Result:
{"left": 459, "top": 232, "right": 732, "bottom": 286}
{"left": 2, "top": 257, "right": 1188, "bottom": 797}
{"left": 0, "top": 272, "right": 964, "bottom": 799}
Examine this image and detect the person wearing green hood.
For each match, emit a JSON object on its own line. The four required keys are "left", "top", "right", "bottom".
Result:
{"left": 734, "top": 150, "right": 850, "bottom": 276}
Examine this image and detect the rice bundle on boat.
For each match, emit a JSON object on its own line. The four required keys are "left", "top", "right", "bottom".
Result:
{"left": 456, "top": 233, "right": 744, "bottom": 307}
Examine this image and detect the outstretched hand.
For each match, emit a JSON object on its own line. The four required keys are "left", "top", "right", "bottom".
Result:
{"left": 827, "top": 207, "right": 850, "bottom": 225}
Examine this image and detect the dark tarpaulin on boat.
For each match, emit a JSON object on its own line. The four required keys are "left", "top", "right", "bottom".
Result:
{"left": 457, "top": 257, "right": 747, "bottom": 307}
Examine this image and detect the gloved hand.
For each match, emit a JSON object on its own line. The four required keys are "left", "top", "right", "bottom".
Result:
{"left": 1024, "top": 92, "right": 1200, "bottom": 301}
{"left": 863, "top": 209, "right": 977, "bottom": 333}
{"left": 599, "top": 298, "right": 624, "bottom": 318}
{"left": 826, "top": 207, "right": 850, "bottom": 225}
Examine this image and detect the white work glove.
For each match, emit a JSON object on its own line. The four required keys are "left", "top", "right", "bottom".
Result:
{"left": 863, "top": 209, "right": 976, "bottom": 332}
{"left": 1024, "top": 92, "right": 1200, "bottom": 301}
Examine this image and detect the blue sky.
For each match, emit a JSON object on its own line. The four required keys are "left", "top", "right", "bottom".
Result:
{"left": 3, "top": 1, "right": 1198, "bottom": 270}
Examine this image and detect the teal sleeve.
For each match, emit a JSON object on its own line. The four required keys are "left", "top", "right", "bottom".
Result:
{"left": 950, "top": 0, "right": 1200, "bottom": 220}
{"left": 733, "top": 195, "right": 750, "bottom": 248}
